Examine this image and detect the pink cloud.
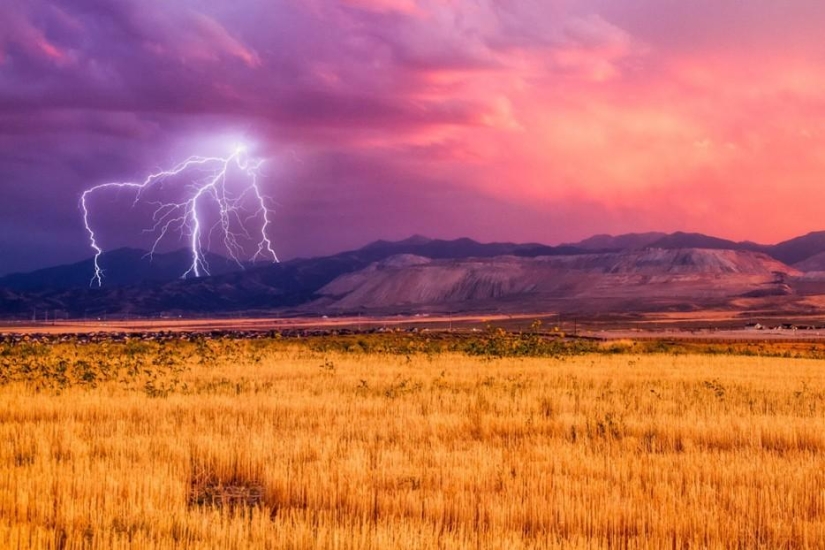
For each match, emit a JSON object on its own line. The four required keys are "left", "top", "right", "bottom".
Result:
{"left": 0, "top": 3, "right": 71, "bottom": 66}
{"left": 188, "top": 12, "right": 262, "bottom": 68}
{"left": 341, "top": 0, "right": 421, "bottom": 15}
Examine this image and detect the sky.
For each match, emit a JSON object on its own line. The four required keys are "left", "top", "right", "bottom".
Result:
{"left": 3, "top": 0, "right": 825, "bottom": 275}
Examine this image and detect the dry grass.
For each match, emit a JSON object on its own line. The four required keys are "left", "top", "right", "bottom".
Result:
{"left": 1, "top": 339, "right": 825, "bottom": 548}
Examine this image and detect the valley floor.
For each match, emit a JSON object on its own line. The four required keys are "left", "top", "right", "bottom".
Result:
{"left": 6, "top": 308, "right": 825, "bottom": 338}
{"left": 1, "top": 339, "right": 825, "bottom": 548}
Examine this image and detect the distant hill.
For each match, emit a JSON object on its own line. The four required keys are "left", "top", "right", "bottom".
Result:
{"left": 356, "top": 235, "right": 583, "bottom": 261}
{"left": 566, "top": 231, "right": 765, "bottom": 253}
{"left": 767, "top": 231, "right": 825, "bottom": 265}
{"left": 646, "top": 232, "right": 758, "bottom": 252}
{"left": 315, "top": 248, "right": 798, "bottom": 313}
{"left": 0, "top": 248, "right": 249, "bottom": 292}
{"left": 566, "top": 232, "right": 666, "bottom": 251}
{"left": 793, "top": 250, "right": 825, "bottom": 272}
{"left": 567, "top": 231, "right": 825, "bottom": 268}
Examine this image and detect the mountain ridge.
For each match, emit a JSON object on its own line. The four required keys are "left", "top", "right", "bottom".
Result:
{"left": 4, "top": 231, "right": 825, "bottom": 318}
{"left": 8, "top": 229, "right": 825, "bottom": 290}
{"left": 0, "top": 248, "right": 252, "bottom": 292}
{"left": 564, "top": 230, "right": 825, "bottom": 264}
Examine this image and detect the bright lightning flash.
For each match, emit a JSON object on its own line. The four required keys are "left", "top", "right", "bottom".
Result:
{"left": 80, "top": 145, "right": 278, "bottom": 287}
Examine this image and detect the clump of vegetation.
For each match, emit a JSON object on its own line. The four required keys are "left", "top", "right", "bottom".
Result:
{"left": 305, "top": 322, "right": 601, "bottom": 358}
{"left": 299, "top": 324, "right": 825, "bottom": 360}
{"left": 0, "top": 339, "right": 189, "bottom": 395}
{"left": 465, "top": 322, "right": 598, "bottom": 358}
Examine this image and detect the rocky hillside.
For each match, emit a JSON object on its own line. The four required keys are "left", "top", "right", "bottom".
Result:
{"left": 314, "top": 249, "right": 799, "bottom": 313}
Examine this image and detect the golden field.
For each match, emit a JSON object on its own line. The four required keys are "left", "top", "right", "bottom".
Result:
{"left": 1, "top": 336, "right": 824, "bottom": 548}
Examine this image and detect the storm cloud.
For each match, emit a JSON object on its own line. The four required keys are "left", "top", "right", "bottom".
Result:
{"left": 2, "top": 0, "right": 824, "bottom": 273}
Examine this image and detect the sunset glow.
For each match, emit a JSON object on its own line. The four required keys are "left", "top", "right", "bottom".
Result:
{"left": 2, "top": 0, "right": 824, "bottom": 273}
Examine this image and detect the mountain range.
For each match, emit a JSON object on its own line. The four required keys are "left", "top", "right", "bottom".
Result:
{"left": 5, "top": 231, "right": 825, "bottom": 319}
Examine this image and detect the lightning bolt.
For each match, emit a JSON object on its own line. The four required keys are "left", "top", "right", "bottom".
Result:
{"left": 80, "top": 145, "right": 278, "bottom": 287}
